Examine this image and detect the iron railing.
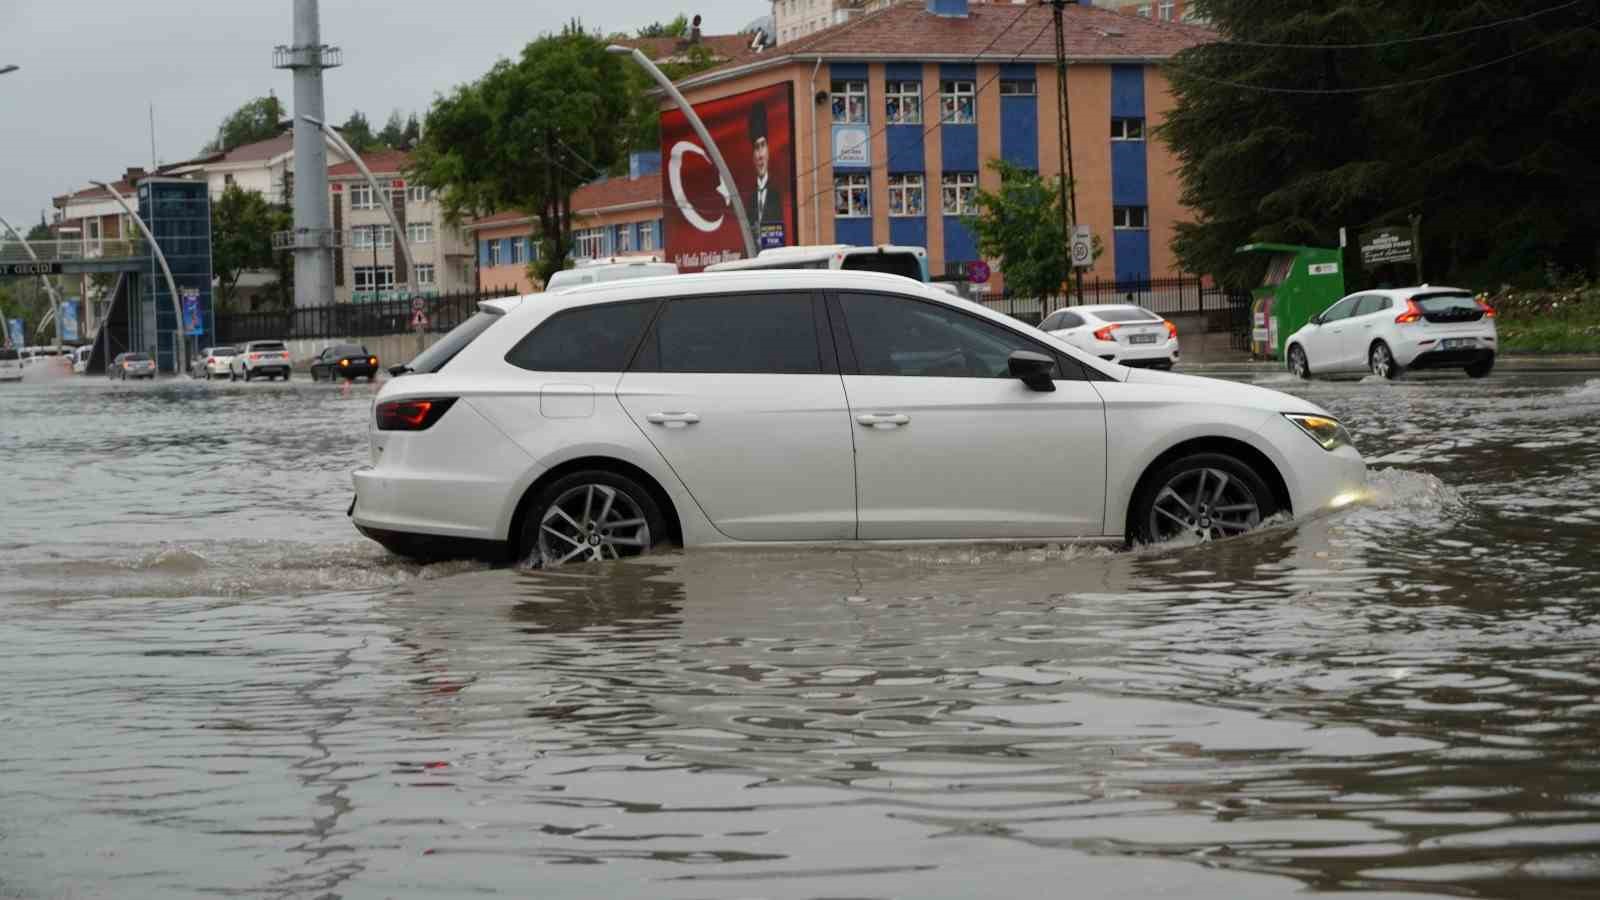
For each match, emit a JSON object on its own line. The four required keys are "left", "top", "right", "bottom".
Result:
{"left": 0, "top": 238, "right": 147, "bottom": 263}
{"left": 215, "top": 286, "right": 519, "bottom": 345}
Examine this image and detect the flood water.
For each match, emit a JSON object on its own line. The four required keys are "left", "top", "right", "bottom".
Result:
{"left": 3, "top": 367, "right": 1599, "bottom": 899}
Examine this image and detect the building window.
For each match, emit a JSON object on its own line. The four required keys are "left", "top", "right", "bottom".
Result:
{"left": 223, "top": 173, "right": 235, "bottom": 186}
{"left": 831, "top": 79, "right": 867, "bottom": 124}
{"left": 349, "top": 183, "right": 375, "bottom": 210}
{"left": 1111, "top": 117, "right": 1145, "bottom": 141}
{"left": 941, "top": 172, "right": 978, "bottom": 215}
{"left": 574, "top": 227, "right": 606, "bottom": 259}
{"left": 407, "top": 185, "right": 432, "bottom": 203}
{"left": 407, "top": 222, "right": 434, "bottom": 244}
{"left": 353, "top": 265, "right": 396, "bottom": 292}
{"left": 616, "top": 226, "right": 634, "bottom": 253}
{"left": 1114, "top": 206, "right": 1149, "bottom": 230}
{"left": 639, "top": 220, "right": 656, "bottom": 251}
{"left": 998, "top": 79, "right": 1036, "bottom": 96}
{"left": 1158, "top": 1, "right": 1176, "bottom": 21}
{"left": 888, "top": 174, "right": 925, "bottom": 217}
{"left": 886, "top": 81, "right": 922, "bottom": 124}
{"left": 486, "top": 240, "right": 501, "bottom": 266}
{"left": 415, "top": 263, "right": 436, "bottom": 287}
{"left": 834, "top": 173, "right": 870, "bottom": 218}
{"left": 1136, "top": 4, "right": 1152, "bottom": 16}
{"left": 509, "top": 238, "right": 524, "bottom": 265}
{"left": 350, "top": 225, "right": 394, "bottom": 249}
{"left": 939, "top": 80, "right": 976, "bottom": 124}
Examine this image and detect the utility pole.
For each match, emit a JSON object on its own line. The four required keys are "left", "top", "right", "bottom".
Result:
{"left": 273, "top": 0, "right": 342, "bottom": 307}
{"left": 0, "top": 65, "right": 18, "bottom": 76}
{"left": 1050, "top": 0, "right": 1083, "bottom": 306}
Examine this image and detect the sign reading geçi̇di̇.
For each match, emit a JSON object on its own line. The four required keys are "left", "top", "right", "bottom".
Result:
{"left": 1, "top": 261, "right": 65, "bottom": 276}
{"left": 1359, "top": 226, "right": 1416, "bottom": 267}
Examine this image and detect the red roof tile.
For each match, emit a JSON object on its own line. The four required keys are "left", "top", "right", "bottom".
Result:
{"left": 328, "top": 149, "right": 414, "bottom": 178}
{"left": 215, "top": 132, "right": 295, "bottom": 165}
{"left": 571, "top": 175, "right": 661, "bottom": 215}
{"left": 618, "top": 33, "right": 758, "bottom": 65}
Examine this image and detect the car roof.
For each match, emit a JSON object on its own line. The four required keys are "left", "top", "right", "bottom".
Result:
{"left": 1360, "top": 285, "right": 1471, "bottom": 296}
{"left": 1070, "top": 304, "right": 1158, "bottom": 314}
{"left": 548, "top": 268, "right": 938, "bottom": 302}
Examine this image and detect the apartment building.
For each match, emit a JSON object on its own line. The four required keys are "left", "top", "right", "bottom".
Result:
{"left": 327, "top": 150, "right": 475, "bottom": 302}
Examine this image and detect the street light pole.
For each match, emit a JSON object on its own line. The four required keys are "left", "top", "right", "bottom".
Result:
{"left": 606, "top": 44, "right": 758, "bottom": 260}
{"left": 0, "top": 65, "right": 18, "bottom": 75}
{"left": 92, "top": 181, "right": 188, "bottom": 376}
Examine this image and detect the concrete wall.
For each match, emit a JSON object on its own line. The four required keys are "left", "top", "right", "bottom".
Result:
{"left": 284, "top": 332, "right": 442, "bottom": 371}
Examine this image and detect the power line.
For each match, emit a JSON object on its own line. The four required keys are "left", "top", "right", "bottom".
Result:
{"left": 1168, "top": 21, "right": 1592, "bottom": 95}
{"left": 1153, "top": 0, "right": 1585, "bottom": 50}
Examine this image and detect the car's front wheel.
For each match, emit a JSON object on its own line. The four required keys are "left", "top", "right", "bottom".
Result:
{"left": 517, "top": 471, "right": 665, "bottom": 568}
{"left": 1369, "top": 341, "right": 1402, "bottom": 380}
{"left": 1131, "top": 452, "right": 1279, "bottom": 546}
{"left": 1288, "top": 344, "right": 1311, "bottom": 380}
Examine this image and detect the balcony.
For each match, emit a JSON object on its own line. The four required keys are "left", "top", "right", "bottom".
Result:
{"left": 272, "top": 45, "right": 343, "bottom": 70}
{"left": 272, "top": 228, "right": 344, "bottom": 251}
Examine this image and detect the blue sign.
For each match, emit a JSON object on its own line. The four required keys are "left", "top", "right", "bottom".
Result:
{"left": 6, "top": 318, "right": 21, "bottom": 349}
{"left": 181, "top": 288, "right": 204, "bottom": 336}
{"left": 759, "top": 224, "right": 786, "bottom": 250}
{"left": 61, "top": 298, "right": 80, "bottom": 342}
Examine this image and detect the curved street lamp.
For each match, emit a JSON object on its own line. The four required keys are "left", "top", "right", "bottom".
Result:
{"left": 0, "top": 65, "right": 18, "bottom": 76}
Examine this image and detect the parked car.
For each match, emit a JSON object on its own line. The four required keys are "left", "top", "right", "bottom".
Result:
{"left": 351, "top": 270, "right": 1366, "bottom": 566}
{"left": 1285, "top": 286, "right": 1497, "bottom": 380}
{"left": 109, "top": 352, "right": 156, "bottom": 380}
{"left": 191, "top": 345, "right": 238, "bottom": 380}
{"left": 309, "top": 343, "right": 379, "bottom": 382}
{"left": 1038, "top": 304, "right": 1180, "bottom": 369}
{"left": 0, "top": 347, "right": 21, "bottom": 382}
{"left": 229, "top": 340, "right": 293, "bottom": 381}
{"left": 545, "top": 258, "right": 678, "bottom": 293}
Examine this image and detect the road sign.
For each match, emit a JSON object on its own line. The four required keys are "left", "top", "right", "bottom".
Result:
{"left": 1070, "top": 225, "right": 1093, "bottom": 269}
{"left": 1, "top": 261, "right": 64, "bottom": 277}
{"left": 1359, "top": 226, "right": 1415, "bottom": 266}
{"left": 411, "top": 310, "right": 428, "bottom": 331}
{"left": 966, "top": 260, "right": 990, "bottom": 284}
{"left": 411, "top": 297, "right": 425, "bottom": 313}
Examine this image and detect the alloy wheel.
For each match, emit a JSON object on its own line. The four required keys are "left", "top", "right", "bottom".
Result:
{"left": 1147, "top": 467, "right": 1263, "bottom": 544}
{"left": 536, "top": 483, "right": 652, "bottom": 566}
{"left": 1370, "top": 344, "right": 1393, "bottom": 379}
{"left": 1289, "top": 346, "right": 1309, "bottom": 379}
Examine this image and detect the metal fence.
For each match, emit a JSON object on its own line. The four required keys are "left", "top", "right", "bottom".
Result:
{"left": 215, "top": 287, "right": 519, "bottom": 345}
{"left": 976, "top": 276, "right": 1242, "bottom": 324}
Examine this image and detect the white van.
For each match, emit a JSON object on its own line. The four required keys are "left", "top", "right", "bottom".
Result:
{"left": 545, "top": 257, "right": 679, "bottom": 294}
{"left": 704, "top": 244, "right": 930, "bottom": 283}
{"left": 71, "top": 345, "right": 93, "bottom": 374}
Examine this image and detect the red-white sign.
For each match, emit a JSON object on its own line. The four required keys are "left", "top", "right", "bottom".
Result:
{"left": 331, "top": 183, "right": 343, "bottom": 193}
{"left": 391, "top": 179, "right": 406, "bottom": 190}
{"left": 411, "top": 310, "right": 428, "bottom": 330}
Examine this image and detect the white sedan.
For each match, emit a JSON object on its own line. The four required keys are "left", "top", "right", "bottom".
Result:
{"left": 350, "top": 271, "right": 1365, "bottom": 565}
{"left": 1038, "top": 304, "right": 1180, "bottom": 369}
{"left": 1285, "top": 286, "right": 1497, "bottom": 380}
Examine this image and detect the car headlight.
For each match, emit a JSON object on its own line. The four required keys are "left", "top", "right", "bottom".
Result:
{"left": 1284, "top": 413, "right": 1353, "bottom": 451}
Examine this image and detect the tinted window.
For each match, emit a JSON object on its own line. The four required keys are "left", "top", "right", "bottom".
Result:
{"left": 0, "top": 349, "right": 18, "bottom": 361}
{"left": 1416, "top": 292, "right": 1478, "bottom": 313}
{"left": 1039, "top": 312, "right": 1062, "bottom": 331}
{"left": 505, "top": 301, "right": 657, "bottom": 372}
{"left": 1319, "top": 297, "right": 1360, "bottom": 322}
{"left": 250, "top": 342, "right": 287, "bottom": 352}
{"left": 839, "top": 252, "right": 923, "bottom": 282}
{"left": 633, "top": 294, "right": 820, "bottom": 374}
{"left": 1092, "top": 307, "right": 1160, "bottom": 323}
{"left": 838, "top": 292, "right": 1061, "bottom": 379}
{"left": 410, "top": 310, "right": 504, "bottom": 374}
{"left": 125, "top": 353, "right": 151, "bottom": 361}
{"left": 1058, "top": 312, "right": 1086, "bottom": 329}
{"left": 333, "top": 344, "right": 366, "bottom": 356}
{"left": 1351, "top": 295, "right": 1384, "bottom": 316}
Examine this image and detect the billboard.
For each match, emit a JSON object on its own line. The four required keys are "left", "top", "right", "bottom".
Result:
{"left": 661, "top": 82, "right": 796, "bottom": 272}
{"left": 61, "top": 299, "right": 81, "bottom": 342}
{"left": 181, "top": 287, "right": 204, "bottom": 336}
{"left": 6, "top": 318, "right": 21, "bottom": 349}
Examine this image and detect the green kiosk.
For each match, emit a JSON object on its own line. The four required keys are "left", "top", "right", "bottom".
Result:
{"left": 1236, "top": 243, "right": 1346, "bottom": 360}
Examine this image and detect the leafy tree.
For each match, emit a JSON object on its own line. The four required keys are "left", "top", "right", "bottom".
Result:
{"left": 410, "top": 27, "right": 632, "bottom": 284}
{"left": 623, "top": 42, "right": 724, "bottom": 158}
{"left": 26, "top": 219, "right": 50, "bottom": 241}
{"left": 402, "top": 113, "right": 422, "bottom": 149}
{"left": 963, "top": 160, "right": 1084, "bottom": 299}
{"left": 204, "top": 94, "right": 286, "bottom": 154}
{"left": 377, "top": 110, "right": 408, "bottom": 149}
{"left": 210, "top": 185, "right": 290, "bottom": 311}
{"left": 636, "top": 15, "right": 689, "bottom": 38}
{"left": 339, "top": 110, "right": 379, "bottom": 153}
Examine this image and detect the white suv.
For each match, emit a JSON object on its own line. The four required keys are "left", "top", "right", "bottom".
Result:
{"left": 351, "top": 271, "right": 1366, "bottom": 565}
{"left": 229, "top": 340, "right": 293, "bottom": 381}
{"left": 1285, "top": 286, "right": 1497, "bottom": 380}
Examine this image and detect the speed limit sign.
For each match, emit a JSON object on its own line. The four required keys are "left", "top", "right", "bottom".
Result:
{"left": 1070, "top": 225, "right": 1093, "bottom": 269}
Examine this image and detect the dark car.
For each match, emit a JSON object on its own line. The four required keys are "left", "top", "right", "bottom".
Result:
{"left": 109, "top": 352, "right": 156, "bottom": 380}
{"left": 309, "top": 343, "right": 380, "bottom": 382}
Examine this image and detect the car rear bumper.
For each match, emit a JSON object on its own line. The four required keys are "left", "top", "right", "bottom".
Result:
{"left": 1095, "top": 341, "right": 1181, "bottom": 367}
{"left": 1405, "top": 347, "right": 1494, "bottom": 371}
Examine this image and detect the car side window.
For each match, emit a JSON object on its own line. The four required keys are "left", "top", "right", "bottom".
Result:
{"left": 1355, "top": 295, "right": 1390, "bottom": 316}
{"left": 631, "top": 293, "right": 822, "bottom": 374}
{"left": 837, "top": 291, "right": 1065, "bottom": 380}
{"left": 1059, "top": 312, "right": 1085, "bottom": 329}
{"left": 1320, "top": 297, "right": 1360, "bottom": 323}
{"left": 505, "top": 300, "right": 659, "bottom": 372}
{"left": 1039, "top": 312, "right": 1061, "bottom": 331}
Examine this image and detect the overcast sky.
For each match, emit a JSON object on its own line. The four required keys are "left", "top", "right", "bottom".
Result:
{"left": 0, "top": 0, "right": 758, "bottom": 230}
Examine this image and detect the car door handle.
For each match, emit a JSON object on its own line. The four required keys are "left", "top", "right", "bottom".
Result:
{"left": 646, "top": 411, "right": 700, "bottom": 428}
{"left": 856, "top": 413, "right": 910, "bottom": 429}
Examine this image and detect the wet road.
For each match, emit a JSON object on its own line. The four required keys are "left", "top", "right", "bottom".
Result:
{"left": 2, "top": 366, "right": 1599, "bottom": 899}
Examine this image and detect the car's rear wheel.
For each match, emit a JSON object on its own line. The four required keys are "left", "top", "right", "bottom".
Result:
{"left": 1369, "top": 341, "right": 1402, "bottom": 380}
{"left": 1465, "top": 357, "right": 1494, "bottom": 379}
{"left": 1131, "top": 452, "right": 1278, "bottom": 546}
{"left": 517, "top": 471, "right": 665, "bottom": 568}
{"left": 1288, "top": 344, "right": 1311, "bottom": 380}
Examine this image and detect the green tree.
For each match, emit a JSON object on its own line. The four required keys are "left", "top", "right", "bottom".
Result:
{"left": 402, "top": 112, "right": 422, "bottom": 149}
{"left": 377, "top": 110, "right": 408, "bottom": 149}
{"left": 204, "top": 94, "right": 286, "bottom": 154}
{"left": 410, "top": 27, "right": 632, "bottom": 284}
{"left": 339, "top": 110, "right": 379, "bottom": 153}
{"left": 962, "top": 160, "right": 1081, "bottom": 299}
{"left": 622, "top": 42, "right": 724, "bottom": 158}
{"left": 636, "top": 15, "right": 689, "bottom": 38}
{"left": 211, "top": 185, "right": 290, "bottom": 311}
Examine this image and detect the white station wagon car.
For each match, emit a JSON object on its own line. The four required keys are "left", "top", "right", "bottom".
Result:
{"left": 1285, "top": 286, "right": 1497, "bottom": 380}
{"left": 351, "top": 271, "right": 1366, "bottom": 565}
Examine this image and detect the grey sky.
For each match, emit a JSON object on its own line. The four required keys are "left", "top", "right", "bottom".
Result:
{"left": 0, "top": 0, "right": 760, "bottom": 230}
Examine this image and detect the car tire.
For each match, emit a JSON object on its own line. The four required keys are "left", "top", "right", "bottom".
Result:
{"left": 1288, "top": 344, "right": 1311, "bottom": 380}
{"left": 1369, "top": 341, "right": 1402, "bottom": 380}
{"left": 1130, "top": 452, "right": 1279, "bottom": 546}
{"left": 1465, "top": 358, "right": 1494, "bottom": 379}
{"left": 516, "top": 470, "right": 666, "bottom": 568}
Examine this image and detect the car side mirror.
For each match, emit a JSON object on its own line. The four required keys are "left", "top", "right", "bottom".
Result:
{"left": 1008, "top": 350, "right": 1056, "bottom": 392}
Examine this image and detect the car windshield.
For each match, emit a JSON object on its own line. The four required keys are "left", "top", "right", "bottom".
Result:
{"left": 333, "top": 344, "right": 366, "bottom": 356}
{"left": 251, "top": 342, "right": 286, "bottom": 351}
{"left": 211, "top": 347, "right": 237, "bottom": 356}
{"left": 125, "top": 353, "right": 151, "bottom": 362}
{"left": 404, "top": 309, "right": 503, "bottom": 374}
{"left": 1092, "top": 307, "right": 1161, "bottom": 323}
{"left": 0, "top": 349, "right": 19, "bottom": 361}
{"left": 1415, "top": 292, "right": 1478, "bottom": 313}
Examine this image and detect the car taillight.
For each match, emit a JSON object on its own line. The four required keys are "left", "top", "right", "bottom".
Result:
{"left": 1395, "top": 300, "right": 1424, "bottom": 324}
{"left": 1165, "top": 320, "right": 1178, "bottom": 339}
{"left": 1477, "top": 300, "right": 1496, "bottom": 318}
{"left": 340, "top": 358, "right": 350, "bottom": 367}
{"left": 1093, "top": 324, "right": 1120, "bottom": 342}
{"left": 376, "top": 398, "right": 457, "bottom": 431}
{"left": 250, "top": 353, "right": 262, "bottom": 361}
{"left": 207, "top": 357, "right": 216, "bottom": 364}
{"left": 368, "top": 357, "right": 378, "bottom": 365}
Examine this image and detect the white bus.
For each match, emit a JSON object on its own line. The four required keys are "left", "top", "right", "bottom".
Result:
{"left": 704, "top": 244, "right": 930, "bottom": 283}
